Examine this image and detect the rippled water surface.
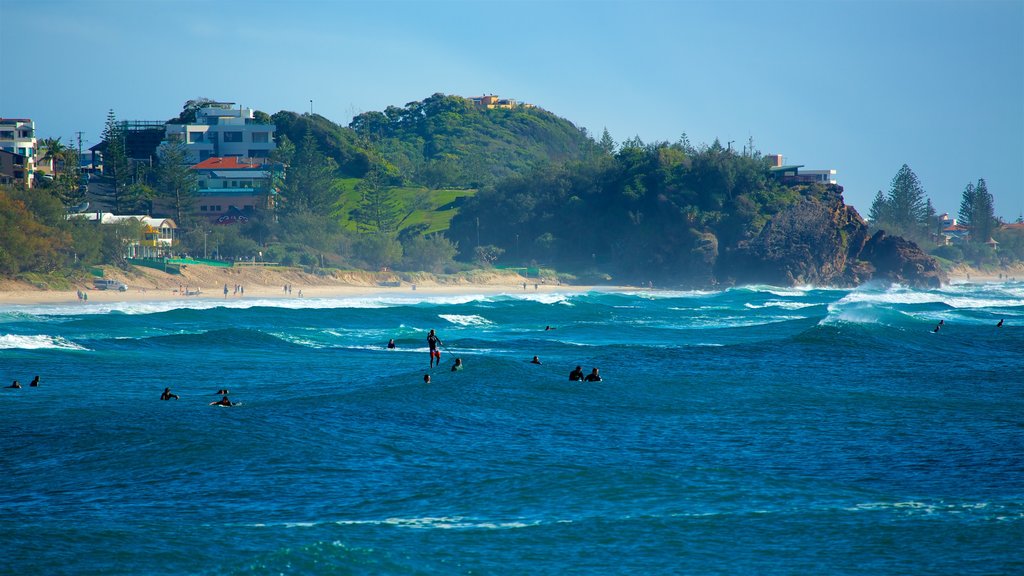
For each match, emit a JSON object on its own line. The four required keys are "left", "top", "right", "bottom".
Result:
{"left": 2, "top": 283, "right": 1023, "bottom": 574}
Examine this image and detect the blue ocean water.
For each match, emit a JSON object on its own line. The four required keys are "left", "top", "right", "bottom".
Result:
{"left": 1, "top": 282, "right": 1022, "bottom": 575}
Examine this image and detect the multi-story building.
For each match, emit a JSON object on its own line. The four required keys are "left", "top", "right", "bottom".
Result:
{"left": 190, "top": 156, "right": 278, "bottom": 223}
{"left": 0, "top": 118, "right": 37, "bottom": 187}
{"left": 163, "top": 103, "right": 276, "bottom": 164}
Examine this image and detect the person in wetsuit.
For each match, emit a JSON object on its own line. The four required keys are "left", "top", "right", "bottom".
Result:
{"left": 29, "top": 375, "right": 39, "bottom": 387}
{"left": 210, "top": 395, "right": 233, "bottom": 406}
{"left": 569, "top": 366, "right": 584, "bottom": 381}
{"left": 160, "top": 387, "right": 179, "bottom": 400}
{"left": 427, "top": 329, "right": 443, "bottom": 368}
{"left": 531, "top": 356, "right": 542, "bottom": 365}
{"left": 584, "top": 368, "right": 602, "bottom": 382}
{"left": 387, "top": 339, "right": 396, "bottom": 349}
{"left": 7, "top": 380, "right": 21, "bottom": 389}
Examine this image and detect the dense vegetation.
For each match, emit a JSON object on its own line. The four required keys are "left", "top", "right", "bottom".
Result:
{"left": 5, "top": 93, "right": 1022, "bottom": 285}
{"left": 447, "top": 137, "right": 812, "bottom": 284}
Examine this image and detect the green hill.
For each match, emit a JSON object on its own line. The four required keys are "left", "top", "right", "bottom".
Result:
{"left": 350, "top": 93, "right": 602, "bottom": 188}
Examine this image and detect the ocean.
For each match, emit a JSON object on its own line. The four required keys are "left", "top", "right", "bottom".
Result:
{"left": 2, "top": 282, "right": 1022, "bottom": 575}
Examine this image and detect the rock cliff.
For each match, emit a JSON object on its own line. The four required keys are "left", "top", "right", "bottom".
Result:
{"left": 720, "top": 186, "right": 946, "bottom": 288}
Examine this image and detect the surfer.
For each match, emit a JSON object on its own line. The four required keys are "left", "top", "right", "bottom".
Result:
{"left": 451, "top": 358, "right": 464, "bottom": 371}
{"left": 997, "top": 319, "right": 1004, "bottom": 327}
{"left": 387, "top": 338, "right": 396, "bottom": 349}
{"left": 29, "top": 375, "right": 39, "bottom": 387}
{"left": 531, "top": 356, "right": 542, "bottom": 365}
{"left": 569, "top": 366, "right": 584, "bottom": 381}
{"left": 545, "top": 325, "right": 555, "bottom": 331}
{"left": 160, "top": 387, "right": 179, "bottom": 400}
{"left": 584, "top": 368, "right": 602, "bottom": 382}
{"left": 7, "top": 380, "right": 21, "bottom": 389}
{"left": 215, "top": 389, "right": 230, "bottom": 395}
{"left": 427, "top": 329, "right": 442, "bottom": 368}
{"left": 424, "top": 374, "right": 431, "bottom": 384}
{"left": 210, "top": 395, "right": 234, "bottom": 407}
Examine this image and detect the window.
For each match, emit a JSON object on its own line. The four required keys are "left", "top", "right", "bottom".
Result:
{"left": 223, "top": 131, "right": 242, "bottom": 143}
{"left": 0, "top": 131, "right": 13, "bottom": 139}
{"left": 200, "top": 205, "right": 208, "bottom": 211}
{"left": 199, "top": 181, "right": 207, "bottom": 189}
{"left": 188, "top": 131, "right": 204, "bottom": 143}
{"left": 252, "top": 132, "right": 269, "bottom": 143}
{"left": 248, "top": 149, "right": 270, "bottom": 158}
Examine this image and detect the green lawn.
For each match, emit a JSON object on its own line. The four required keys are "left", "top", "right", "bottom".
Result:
{"left": 333, "top": 178, "right": 476, "bottom": 235}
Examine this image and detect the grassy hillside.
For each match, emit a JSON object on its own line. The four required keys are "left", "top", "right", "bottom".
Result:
{"left": 332, "top": 178, "right": 477, "bottom": 235}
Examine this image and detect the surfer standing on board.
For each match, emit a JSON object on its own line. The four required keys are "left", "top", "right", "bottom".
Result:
{"left": 427, "top": 329, "right": 443, "bottom": 368}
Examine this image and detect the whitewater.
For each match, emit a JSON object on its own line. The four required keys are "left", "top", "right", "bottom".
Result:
{"left": 1, "top": 282, "right": 1021, "bottom": 575}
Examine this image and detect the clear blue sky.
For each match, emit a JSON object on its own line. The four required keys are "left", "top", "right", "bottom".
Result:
{"left": 2, "top": 0, "right": 1021, "bottom": 219}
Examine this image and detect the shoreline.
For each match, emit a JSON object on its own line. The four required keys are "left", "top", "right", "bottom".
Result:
{"left": 1, "top": 261, "right": 1021, "bottom": 307}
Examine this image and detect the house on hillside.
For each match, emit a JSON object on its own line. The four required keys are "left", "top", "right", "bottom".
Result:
{"left": 941, "top": 223, "right": 971, "bottom": 245}
{"left": 69, "top": 213, "right": 177, "bottom": 258}
{"left": 467, "top": 94, "right": 534, "bottom": 110}
{"left": 190, "top": 156, "right": 279, "bottom": 223}
{"left": 766, "top": 154, "right": 838, "bottom": 186}
{"left": 0, "top": 118, "right": 37, "bottom": 187}
{"left": 163, "top": 103, "right": 276, "bottom": 164}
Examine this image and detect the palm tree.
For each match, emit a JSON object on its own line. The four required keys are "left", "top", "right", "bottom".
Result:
{"left": 40, "top": 137, "right": 67, "bottom": 179}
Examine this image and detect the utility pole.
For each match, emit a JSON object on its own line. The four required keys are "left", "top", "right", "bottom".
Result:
{"left": 309, "top": 99, "right": 313, "bottom": 116}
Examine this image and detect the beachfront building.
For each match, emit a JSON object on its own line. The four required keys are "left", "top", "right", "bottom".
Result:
{"left": 163, "top": 103, "right": 276, "bottom": 164}
{"left": 767, "top": 154, "right": 838, "bottom": 186}
{"left": 0, "top": 118, "right": 37, "bottom": 187}
{"left": 70, "top": 213, "right": 177, "bottom": 258}
{"left": 190, "top": 156, "right": 278, "bottom": 223}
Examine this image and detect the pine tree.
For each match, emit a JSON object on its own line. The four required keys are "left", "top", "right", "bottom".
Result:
{"left": 868, "top": 190, "right": 890, "bottom": 225}
{"left": 155, "top": 141, "right": 198, "bottom": 228}
{"left": 973, "top": 178, "right": 995, "bottom": 242}
{"left": 281, "top": 128, "right": 338, "bottom": 214}
{"left": 354, "top": 164, "right": 400, "bottom": 234}
{"left": 885, "top": 164, "right": 929, "bottom": 237}
{"left": 599, "top": 128, "right": 616, "bottom": 155}
{"left": 101, "top": 110, "right": 129, "bottom": 213}
{"left": 957, "top": 182, "right": 976, "bottom": 229}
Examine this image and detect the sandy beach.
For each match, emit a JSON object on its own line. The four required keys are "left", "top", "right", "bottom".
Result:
{"left": 0, "top": 265, "right": 628, "bottom": 307}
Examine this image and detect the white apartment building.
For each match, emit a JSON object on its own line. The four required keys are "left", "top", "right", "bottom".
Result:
{"left": 0, "top": 118, "right": 36, "bottom": 187}
{"left": 162, "top": 103, "right": 276, "bottom": 164}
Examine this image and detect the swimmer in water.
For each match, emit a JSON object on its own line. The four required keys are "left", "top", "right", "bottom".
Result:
{"left": 387, "top": 338, "right": 396, "bottom": 349}
{"left": 424, "top": 374, "right": 431, "bottom": 384}
{"left": 7, "top": 380, "right": 21, "bottom": 389}
{"left": 531, "top": 356, "right": 542, "bottom": 365}
{"left": 451, "top": 358, "right": 463, "bottom": 371}
{"left": 215, "top": 389, "right": 230, "bottom": 395}
{"left": 569, "top": 366, "right": 584, "bottom": 381}
{"left": 997, "top": 319, "right": 1004, "bottom": 328}
{"left": 29, "top": 375, "right": 39, "bottom": 387}
{"left": 584, "top": 368, "right": 602, "bottom": 382}
{"left": 160, "top": 387, "right": 179, "bottom": 400}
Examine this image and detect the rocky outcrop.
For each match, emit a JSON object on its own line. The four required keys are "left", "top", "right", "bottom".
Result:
{"left": 719, "top": 186, "right": 945, "bottom": 288}
{"left": 859, "top": 230, "right": 947, "bottom": 288}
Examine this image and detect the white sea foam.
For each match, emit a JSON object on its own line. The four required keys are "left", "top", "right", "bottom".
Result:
{"left": 0, "top": 334, "right": 88, "bottom": 351}
{"left": 257, "top": 516, "right": 540, "bottom": 530}
{"left": 744, "top": 301, "right": 819, "bottom": 310}
{"left": 439, "top": 314, "right": 491, "bottom": 326}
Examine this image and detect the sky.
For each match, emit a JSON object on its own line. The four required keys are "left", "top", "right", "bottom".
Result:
{"left": 2, "top": 0, "right": 1022, "bottom": 219}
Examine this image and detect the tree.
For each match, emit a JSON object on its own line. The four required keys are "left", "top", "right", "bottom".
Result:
{"left": 868, "top": 190, "right": 890, "bottom": 225}
{"left": 353, "top": 164, "right": 401, "bottom": 234}
{"left": 101, "top": 110, "right": 129, "bottom": 213}
{"left": 885, "top": 164, "right": 930, "bottom": 239}
{"left": 353, "top": 233, "right": 403, "bottom": 269}
{"left": 155, "top": 141, "right": 198, "bottom": 228}
{"left": 281, "top": 128, "right": 338, "bottom": 214}
{"left": 402, "top": 233, "right": 458, "bottom": 272}
{"left": 958, "top": 178, "right": 995, "bottom": 242}
{"left": 599, "top": 128, "right": 616, "bottom": 155}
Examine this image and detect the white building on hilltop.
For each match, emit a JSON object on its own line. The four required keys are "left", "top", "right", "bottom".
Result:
{"left": 162, "top": 103, "right": 276, "bottom": 164}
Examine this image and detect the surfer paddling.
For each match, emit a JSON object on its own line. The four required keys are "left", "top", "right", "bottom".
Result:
{"left": 210, "top": 395, "right": 234, "bottom": 407}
